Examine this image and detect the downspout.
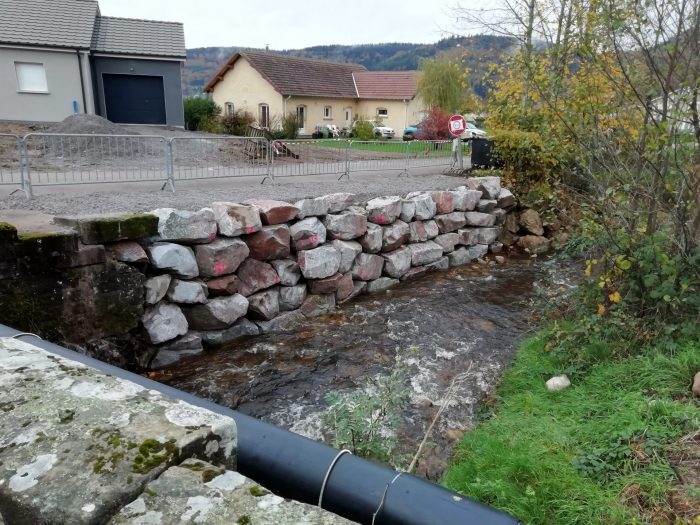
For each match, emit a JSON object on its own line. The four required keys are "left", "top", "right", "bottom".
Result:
{"left": 0, "top": 323, "right": 519, "bottom": 525}
{"left": 76, "top": 50, "right": 87, "bottom": 114}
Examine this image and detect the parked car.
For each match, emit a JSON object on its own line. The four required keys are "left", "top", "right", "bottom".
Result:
{"left": 465, "top": 122, "right": 487, "bottom": 139}
{"left": 354, "top": 120, "right": 395, "bottom": 139}
{"left": 402, "top": 125, "right": 421, "bottom": 141}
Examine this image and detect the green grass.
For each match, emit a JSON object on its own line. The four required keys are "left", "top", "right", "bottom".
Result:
{"left": 312, "top": 139, "right": 470, "bottom": 156}
{"left": 443, "top": 332, "right": 700, "bottom": 525}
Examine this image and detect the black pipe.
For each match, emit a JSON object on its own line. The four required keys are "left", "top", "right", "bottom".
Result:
{"left": 0, "top": 325, "right": 519, "bottom": 525}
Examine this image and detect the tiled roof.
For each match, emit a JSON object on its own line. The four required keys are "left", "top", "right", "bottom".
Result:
{"left": 0, "top": 0, "right": 99, "bottom": 49}
{"left": 91, "top": 16, "right": 186, "bottom": 58}
{"left": 205, "top": 52, "right": 367, "bottom": 97}
{"left": 353, "top": 71, "right": 419, "bottom": 100}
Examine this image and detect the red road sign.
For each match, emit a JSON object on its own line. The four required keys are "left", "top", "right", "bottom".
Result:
{"left": 448, "top": 114, "right": 467, "bottom": 136}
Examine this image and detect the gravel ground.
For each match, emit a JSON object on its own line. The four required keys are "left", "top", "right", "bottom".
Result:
{"left": 0, "top": 171, "right": 469, "bottom": 215}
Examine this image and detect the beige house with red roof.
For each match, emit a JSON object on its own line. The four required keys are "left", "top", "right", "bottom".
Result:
{"left": 203, "top": 51, "right": 425, "bottom": 135}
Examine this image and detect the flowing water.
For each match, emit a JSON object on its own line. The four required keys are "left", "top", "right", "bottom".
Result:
{"left": 156, "top": 256, "right": 554, "bottom": 480}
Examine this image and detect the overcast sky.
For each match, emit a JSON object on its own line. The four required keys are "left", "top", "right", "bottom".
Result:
{"left": 97, "top": 0, "right": 464, "bottom": 49}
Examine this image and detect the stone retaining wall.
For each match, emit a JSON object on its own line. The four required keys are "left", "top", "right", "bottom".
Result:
{"left": 0, "top": 176, "right": 544, "bottom": 370}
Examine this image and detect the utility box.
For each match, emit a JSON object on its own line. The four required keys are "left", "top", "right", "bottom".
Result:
{"left": 471, "top": 138, "right": 496, "bottom": 168}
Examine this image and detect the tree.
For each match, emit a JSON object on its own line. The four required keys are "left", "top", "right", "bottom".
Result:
{"left": 417, "top": 55, "right": 476, "bottom": 113}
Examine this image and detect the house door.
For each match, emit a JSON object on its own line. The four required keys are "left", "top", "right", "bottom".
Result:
{"left": 296, "top": 105, "right": 306, "bottom": 135}
{"left": 344, "top": 107, "right": 353, "bottom": 128}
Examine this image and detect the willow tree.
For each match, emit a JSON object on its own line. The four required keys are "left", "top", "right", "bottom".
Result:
{"left": 417, "top": 55, "right": 476, "bottom": 113}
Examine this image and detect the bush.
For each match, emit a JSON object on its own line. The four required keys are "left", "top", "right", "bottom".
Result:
{"left": 220, "top": 109, "right": 255, "bottom": 136}
{"left": 183, "top": 97, "right": 221, "bottom": 131}
{"left": 488, "top": 128, "right": 558, "bottom": 183}
{"left": 266, "top": 113, "right": 300, "bottom": 140}
{"left": 352, "top": 118, "right": 375, "bottom": 141}
{"left": 415, "top": 108, "right": 451, "bottom": 140}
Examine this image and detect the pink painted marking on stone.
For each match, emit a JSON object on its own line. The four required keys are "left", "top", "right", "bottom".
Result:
{"left": 274, "top": 276, "right": 280, "bottom": 283}
{"left": 213, "top": 260, "right": 226, "bottom": 274}
{"left": 209, "top": 232, "right": 217, "bottom": 240}
{"left": 376, "top": 215, "right": 387, "bottom": 224}
{"left": 247, "top": 227, "right": 255, "bottom": 234}
{"left": 310, "top": 234, "right": 318, "bottom": 246}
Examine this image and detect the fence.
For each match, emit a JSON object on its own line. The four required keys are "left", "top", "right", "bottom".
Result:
{"left": 0, "top": 134, "right": 467, "bottom": 198}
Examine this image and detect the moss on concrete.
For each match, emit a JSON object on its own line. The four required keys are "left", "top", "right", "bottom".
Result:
{"left": 54, "top": 213, "right": 158, "bottom": 244}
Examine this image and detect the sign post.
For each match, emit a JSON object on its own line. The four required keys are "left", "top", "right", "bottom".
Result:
{"left": 448, "top": 114, "right": 467, "bottom": 171}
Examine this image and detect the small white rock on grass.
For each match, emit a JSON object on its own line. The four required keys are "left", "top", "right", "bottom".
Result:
{"left": 546, "top": 375, "right": 571, "bottom": 392}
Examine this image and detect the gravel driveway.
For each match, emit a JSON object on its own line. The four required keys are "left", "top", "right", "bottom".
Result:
{"left": 0, "top": 169, "right": 469, "bottom": 215}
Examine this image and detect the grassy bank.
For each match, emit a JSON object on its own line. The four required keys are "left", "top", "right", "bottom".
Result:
{"left": 443, "top": 331, "right": 700, "bottom": 524}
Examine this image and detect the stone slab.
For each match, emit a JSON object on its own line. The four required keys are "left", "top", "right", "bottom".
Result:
{"left": 54, "top": 213, "right": 158, "bottom": 245}
{"left": 0, "top": 338, "right": 237, "bottom": 525}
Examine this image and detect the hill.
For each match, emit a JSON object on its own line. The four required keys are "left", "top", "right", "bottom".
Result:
{"left": 182, "top": 35, "right": 516, "bottom": 98}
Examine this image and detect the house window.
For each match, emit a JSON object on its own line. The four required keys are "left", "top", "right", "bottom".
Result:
{"left": 15, "top": 62, "right": 48, "bottom": 93}
{"left": 377, "top": 108, "right": 388, "bottom": 119}
{"left": 224, "top": 102, "right": 234, "bottom": 116}
{"left": 259, "top": 104, "right": 270, "bottom": 127}
{"left": 296, "top": 105, "right": 306, "bottom": 129}
{"left": 323, "top": 106, "right": 332, "bottom": 119}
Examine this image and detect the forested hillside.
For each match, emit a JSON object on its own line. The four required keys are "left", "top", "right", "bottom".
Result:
{"left": 182, "top": 35, "right": 515, "bottom": 97}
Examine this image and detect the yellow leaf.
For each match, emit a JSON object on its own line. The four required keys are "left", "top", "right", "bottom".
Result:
{"left": 609, "top": 291, "right": 621, "bottom": 303}
{"left": 597, "top": 304, "right": 606, "bottom": 315}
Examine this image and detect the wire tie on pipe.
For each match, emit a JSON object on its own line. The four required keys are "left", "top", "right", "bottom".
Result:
{"left": 371, "top": 472, "right": 403, "bottom": 525}
{"left": 318, "top": 449, "right": 352, "bottom": 508}
{"left": 10, "top": 333, "right": 43, "bottom": 340}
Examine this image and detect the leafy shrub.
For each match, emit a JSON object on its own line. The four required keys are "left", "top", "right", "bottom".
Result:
{"left": 183, "top": 97, "right": 221, "bottom": 131}
{"left": 196, "top": 116, "right": 223, "bottom": 134}
{"left": 415, "top": 108, "right": 451, "bottom": 140}
{"left": 488, "top": 128, "right": 558, "bottom": 182}
{"left": 352, "top": 117, "right": 376, "bottom": 141}
{"left": 220, "top": 109, "right": 255, "bottom": 136}
{"left": 266, "top": 113, "right": 300, "bottom": 140}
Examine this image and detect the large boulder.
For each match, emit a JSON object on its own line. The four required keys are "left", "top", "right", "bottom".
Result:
{"left": 166, "top": 279, "right": 208, "bottom": 304}
{"left": 519, "top": 209, "right": 544, "bottom": 236}
{"left": 505, "top": 212, "right": 520, "bottom": 233}
{"left": 366, "top": 277, "right": 400, "bottom": 293}
{"left": 407, "top": 241, "right": 444, "bottom": 266}
{"left": 382, "top": 220, "right": 410, "bottom": 252}
{"left": 290, "top": 217, "right": 327, "bottom": 251}
{"left": 360, "top": 223, "right": 383, "bottom": 253}
{"left": 151, "top": 208, "right": 217, "bottom": 244}
{"left": 464, "top": 212, "right": 497, "bottom": 227}
{"left": 298, "top": 244, "right": 341, "bottom": 279}
{"left": 452, "top": 190, "right": 482, "bottom": 211}
{"left": 147, "top": 242, "right": 199, "bottom": 279}
{"left": 429, "top": 191, "right": 454, "bottom": 214}
{"left": 195, "top": 238, "right": 249, "bottom": 277}
{"left": 243, "top": 198, "right": 299, "bottom": 225}
{"left": 183, "top": 294, "right": 249, "bottom": 330}
{"left": 476, "top": 200, "right": 497, "bottom": 213}
{"left": 411, "top": 194, "right": 437, "bottom": 220}
{"left": 247, "top": 287, "right": 280, "bottom": 320}
{"left": 243, "top": 224, "right": 291, "bottom": 261}
{"left": 409, "top": 221, "right": 429, "bottom": 243}
{"left": 145, "top": 274, "right": 172, "bottom": 305}
{"left": 497, "top": 188, "right": 517, "bottom": 209}
{"left": 459, "top": 227, "right": 501, "bottom": 246}
{"left": 279, "top": 284, "right": 307, "bottom": 311}
{"left": 492, "top": 209, "right": 507, "bottom": 225}
{"left": 435, "top": 212, "right": 467, "bottom": 233}
{"left": 237, "top": 259, "right": 280, "bottom": 296}
{"left": 332, "top": 240, "right": 363, "bottom": 273}
{"left": 322, "top": 193, "right": 356, "bottom": 213}
{"left": 434, "top": 233, "right": 460, "bottom": 253}
{"left": 308, "top": 273, "right": 345, "bottom": 294}
{"left": 518, "top": 235, "right": 550, "bottom": 254}
{"left": 150, "top": 333, "right": 204, "bottom": 369}
{"left": 335, "top": 273, "right": 355, "bottom": 301}
{"left": 212, "top": 202, "right": 262, "bottom": 237}
{"left": 142, "top": 302, "right": 188, "bottom": 344}
{"left": 448, "top": 245, "right": 488, "bottom": 266}
{"left": 294, "top": 197, "right": 330, "bottom": 219}
{"left": 400, "top": 199, "right": 416, "bottom": 222}
{"left": 366, "top": 196, "right": 402, "bottom": 225}
{"left": 381, "top": 247, "right": 411, "bottom": 278}
{"left": 351, "top": 253, "right": 384, "bottom": 281}
{"left": 324, "top": 210, "right": 368, "bottom": 240}
{"left": 270, "top": 258, "right": 301, "bottom": 286}
{"left": 466, "top": 176, "right": 501, "bottom": 200}
{"left": 206, "top": 274, "right": 239, "bottom": 296}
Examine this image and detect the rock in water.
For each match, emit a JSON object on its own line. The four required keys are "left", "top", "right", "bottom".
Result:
{"left": 183, "top": 294, "right": 249, "bottom": 330}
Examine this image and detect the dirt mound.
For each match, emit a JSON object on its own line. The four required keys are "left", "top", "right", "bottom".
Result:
{"left": 47, "top": 114, "right": 137, "bottom": 136}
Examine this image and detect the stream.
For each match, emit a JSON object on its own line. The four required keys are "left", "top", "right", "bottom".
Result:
{"left": 155, "top": 256, "right": 554, "bottom": 480}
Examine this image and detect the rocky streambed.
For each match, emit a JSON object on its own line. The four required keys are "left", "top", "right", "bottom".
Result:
{"left": 155, "top": 255, "right": 550, "bottom": 480}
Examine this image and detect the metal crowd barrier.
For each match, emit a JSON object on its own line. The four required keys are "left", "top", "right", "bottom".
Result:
{"left": 0, "top": 134, "right": 468, "bottom": 199}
